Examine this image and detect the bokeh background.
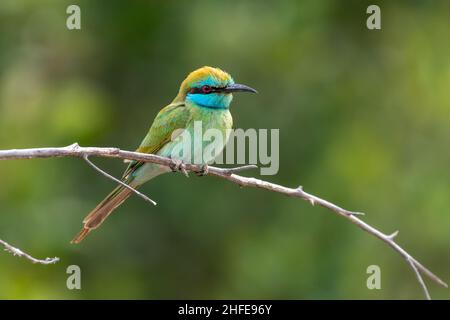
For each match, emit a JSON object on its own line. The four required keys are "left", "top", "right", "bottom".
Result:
{"left": 0, "top": 0, "right": 449, "bottom": 299}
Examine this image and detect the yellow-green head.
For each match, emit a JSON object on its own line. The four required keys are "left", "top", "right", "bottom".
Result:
{"left": 174, "top": 66, "right": 257, "bottom": 109}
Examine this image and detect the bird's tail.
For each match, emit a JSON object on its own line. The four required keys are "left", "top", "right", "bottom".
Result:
{"left": 71, "top": 184, "right": 136, "bottom": 244}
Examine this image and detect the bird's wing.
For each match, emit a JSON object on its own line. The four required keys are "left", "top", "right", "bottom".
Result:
{"left": 122, "top": 102, "right": 191, "bottom": 180}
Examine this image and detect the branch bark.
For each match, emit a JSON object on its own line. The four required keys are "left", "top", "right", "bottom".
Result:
{"left": 0, "top": 143, "right": 447, "bottom": 299}
{"left": 83, "top": 155, "right": 157, "bottom": 206}
{"left": 0, "top": 238, "right": 59, "bottom": 265}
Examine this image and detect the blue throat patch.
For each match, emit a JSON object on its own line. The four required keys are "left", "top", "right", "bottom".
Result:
{"left": 186, "top": 93, "right": 233, "bottom": 109}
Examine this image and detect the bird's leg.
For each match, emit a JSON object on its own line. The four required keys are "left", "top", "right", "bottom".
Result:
{"left": 169, "top": 159, "right": 189, "bottom": 177}
{"left": 195, "top": 164, "right": 209, "bottom": 177}
{"left": 169, "top": 159, "right": 182, "bottom": 172}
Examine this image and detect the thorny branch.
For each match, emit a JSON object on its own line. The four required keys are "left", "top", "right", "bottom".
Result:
{"left": 0, "top": 143, "right": 447, "bottom": 299}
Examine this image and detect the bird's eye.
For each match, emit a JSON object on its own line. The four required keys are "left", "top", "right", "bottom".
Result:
{"left": 201, "top": 85, "right": 212, "bottom": 93}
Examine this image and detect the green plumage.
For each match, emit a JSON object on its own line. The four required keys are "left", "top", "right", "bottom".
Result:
{"left": 72, "top": 66, "right": 256, "bottom": 243}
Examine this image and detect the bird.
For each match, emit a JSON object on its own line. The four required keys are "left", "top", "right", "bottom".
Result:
{"left": 71, "top": 66, "right": 257, "bottom": 243}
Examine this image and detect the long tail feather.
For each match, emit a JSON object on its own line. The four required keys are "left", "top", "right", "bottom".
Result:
{"left": 71, "top": 185, "right": 134, "bottom": 244}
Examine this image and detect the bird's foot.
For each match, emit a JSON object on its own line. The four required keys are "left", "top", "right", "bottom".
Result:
{"left": 195, "top": 164, "right": 209, "bottom": 177}
{"left": 170, "top": 159, "right": 189, "bottom": 177}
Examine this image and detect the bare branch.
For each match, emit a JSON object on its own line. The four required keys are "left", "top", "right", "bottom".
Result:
{"left": 407, "top": 257, "right": 431, "bottom": 300}
{"left": 0, "top": 238, "right": 59, "bottom": 265}
{"left": 0, "top": 143, "right": 447, "bottom": 298}
{"left": 220, "top": 164, "right": 258, "bottom": 175}
{"left": 83, "top": 155, "right": 157, "bottom": 206}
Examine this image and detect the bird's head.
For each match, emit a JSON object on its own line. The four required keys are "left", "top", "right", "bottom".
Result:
{"left": 174, "top": 66, "right": 257, "bottom": 109}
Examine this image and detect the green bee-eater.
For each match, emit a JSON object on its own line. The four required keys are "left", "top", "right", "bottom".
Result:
{"left": 72, "top": 66, "right": 257, "bottom": 243}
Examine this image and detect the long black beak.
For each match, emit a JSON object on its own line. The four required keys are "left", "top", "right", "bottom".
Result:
{"left": 223, "top": 83, "right": 258, "bottom": 94}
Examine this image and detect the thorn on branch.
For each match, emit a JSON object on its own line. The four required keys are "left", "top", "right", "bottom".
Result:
{"left": 387, "top": 230, "right": 399, "bottom": 240}
{"left": 68, "top": 142, "right": 80, "bottom": 151}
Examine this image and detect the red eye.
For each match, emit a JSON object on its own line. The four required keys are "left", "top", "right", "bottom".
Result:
{"left": 201, "top": 85, "right": 212, "bottom": 93}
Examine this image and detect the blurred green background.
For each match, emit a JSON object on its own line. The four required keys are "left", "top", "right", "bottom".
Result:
{"left": 0, "top": 0, "right": 449, "bottom": 299}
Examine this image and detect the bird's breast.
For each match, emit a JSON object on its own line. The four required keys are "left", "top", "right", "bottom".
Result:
{"left": 174, "top": 105, "right": 233, "bottom": 164}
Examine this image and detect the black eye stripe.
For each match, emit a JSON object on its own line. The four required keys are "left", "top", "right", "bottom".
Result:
{"left": 189, "top": 86, "right": 224, "bottom": 94}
